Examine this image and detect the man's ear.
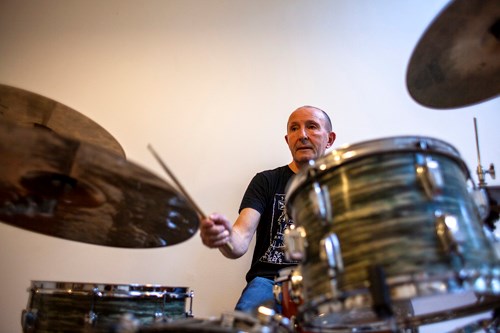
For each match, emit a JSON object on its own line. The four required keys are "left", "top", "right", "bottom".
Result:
{"left": 327, "top": 132, "right": 336, "bottom": 148}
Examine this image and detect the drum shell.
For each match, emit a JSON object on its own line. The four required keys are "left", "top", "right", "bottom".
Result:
{"left": 286, "top": 136, "right": 500, "bottom": 329}
{"left": 22, "top": 281, "right": 192, "bottom": 333}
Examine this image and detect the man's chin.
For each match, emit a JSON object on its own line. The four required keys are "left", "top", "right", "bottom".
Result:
{"left": 295, "top": 153, "right": 316, "bottom": 165}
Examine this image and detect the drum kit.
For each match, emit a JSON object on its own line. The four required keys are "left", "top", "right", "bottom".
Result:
{"left": 0, "top": 0, "right": 499, "bottom": 332}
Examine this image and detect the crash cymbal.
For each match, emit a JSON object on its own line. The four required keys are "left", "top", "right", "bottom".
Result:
{"left": 0, "top": 84, "right": 125, "bottom": 157}
{"left": 0, "top": 121, "right": 199, "bottom": 248}
{"left": 406, "top": 0, "right": 500, "bottom": 109}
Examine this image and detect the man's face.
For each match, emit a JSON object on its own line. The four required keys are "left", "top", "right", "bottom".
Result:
{"left": 285, "top": 107, "right": 335, "bottom": 167}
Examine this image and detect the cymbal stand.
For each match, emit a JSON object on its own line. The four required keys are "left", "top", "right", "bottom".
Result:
{"left": 474, "top": 117, "right": 495, "bottom": 188}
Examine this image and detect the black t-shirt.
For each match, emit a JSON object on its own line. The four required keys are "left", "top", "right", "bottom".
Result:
{"left": 239, "top": 165, "right": 299, "bottom": 282}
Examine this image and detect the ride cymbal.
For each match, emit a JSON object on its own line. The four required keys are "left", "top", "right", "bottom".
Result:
{"left": 0, "top": 84, "right": 125, "bottom": 157}
{"left": 0, "top": 121, "right": 199, "bottom": 248}
{"left": 406, "top": 0, "right": 500, "bottom": 109}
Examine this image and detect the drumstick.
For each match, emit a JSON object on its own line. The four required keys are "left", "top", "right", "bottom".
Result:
{"left": 148, "top": 144, "right": 206, "bottom": 218}
{"left": 147, "top": 144, "right": 234, "bottom": 251}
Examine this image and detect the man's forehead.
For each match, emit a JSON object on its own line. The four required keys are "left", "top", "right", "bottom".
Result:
{"left": 288, "top": 108, "right": 324, "bottom": 125}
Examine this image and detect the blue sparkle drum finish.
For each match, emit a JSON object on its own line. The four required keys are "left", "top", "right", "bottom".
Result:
{"left": 285, "top": 136, "right": 500, "bottom": 330}
{"left": 21, "top": 281, "right": 193, "bottom": 333}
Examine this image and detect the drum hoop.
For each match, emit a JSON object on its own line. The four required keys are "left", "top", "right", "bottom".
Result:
{"left": 299, "top": 292, "right": 500, "bottom": 330}
{"left": 285, "top": 135, "right": 471, "bottom": 208}
{"left": 29, "top": 280, "right": 189, "bottom": 298}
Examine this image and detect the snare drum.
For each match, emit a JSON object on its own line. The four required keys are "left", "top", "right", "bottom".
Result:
{"left": 285, "top": 136, "right": 500, "bottom": 331}
{"left": 21, "top": 281, "right": 193, "bottom": 333}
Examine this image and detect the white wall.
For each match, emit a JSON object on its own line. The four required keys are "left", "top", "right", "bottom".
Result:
{"left": 0, "top": 1, "right": 498, "bottom": 332}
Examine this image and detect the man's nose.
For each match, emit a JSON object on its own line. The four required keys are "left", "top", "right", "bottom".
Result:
{"left": 298, "top": 128, "right": 309, "bottom": 140}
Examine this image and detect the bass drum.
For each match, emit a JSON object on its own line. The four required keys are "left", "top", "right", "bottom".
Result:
{"left": 21, "top": 280, "right": 193, "bottom": 333}
{"left": 285, "top": 136, "right": 500, "bottom": 332}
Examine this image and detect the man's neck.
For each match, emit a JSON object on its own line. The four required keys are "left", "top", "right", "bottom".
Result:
{"left": 288, "top": 161, "right": 305, "bottom": 174}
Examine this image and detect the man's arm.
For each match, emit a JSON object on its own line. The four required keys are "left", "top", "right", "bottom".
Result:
{"left": 200, "top": 207, "right": 261, "bottom": 259}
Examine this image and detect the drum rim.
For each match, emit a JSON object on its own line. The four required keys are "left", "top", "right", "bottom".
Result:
{"left": 298, "top": 291, "right": 500, "bottom": 331}
{"left": 285, "top": 135, "right": 470, "bottom": 207}
{"left": 29, "top": 280, "right": 190, "bottom": 297}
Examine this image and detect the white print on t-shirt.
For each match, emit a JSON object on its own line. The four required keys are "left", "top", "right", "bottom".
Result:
{"left": 259, "top": 194, "right": 298, "bottom": 264}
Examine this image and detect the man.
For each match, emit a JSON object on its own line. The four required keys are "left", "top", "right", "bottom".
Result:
{"left": 199, "top": 105, "right": 336, "bottom": 313}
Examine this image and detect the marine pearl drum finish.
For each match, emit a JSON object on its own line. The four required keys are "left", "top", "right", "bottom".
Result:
{"left": 21, "top": 281, "right": 193, "bottom": 333}
{"left": 285, "top": 136, "right": 500, "bottom": 330}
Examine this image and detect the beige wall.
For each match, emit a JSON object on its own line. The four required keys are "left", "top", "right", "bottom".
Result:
{"left": 0, "top": 1, "right": 498, "bottom": 332}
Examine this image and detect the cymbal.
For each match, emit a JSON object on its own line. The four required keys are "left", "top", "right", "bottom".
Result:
{"left": 0, "top": 84, "right": 125, "bottom": 157}
{"left": 0, "top": 121, "right": 199, "bottom": 248}
{"left": 406, "top": 0, "right": 500, "bottom": 109}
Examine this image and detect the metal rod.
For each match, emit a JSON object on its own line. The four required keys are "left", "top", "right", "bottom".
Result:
{"left": 474, "top": 117, "right": 489, "bottom": 187}
{"left": 474, "top": 117, "right": 482, "bottom": 166}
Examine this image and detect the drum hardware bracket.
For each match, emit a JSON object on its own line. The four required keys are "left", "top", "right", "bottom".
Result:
{"left": 320, "top": 233, "right": 344, "bottom": 299}
{"left": 470, "top": 187, "right": 491, "bottom": 222}
{"left": 306, "top": 166, "right": 333, "bottom": 224}
{"left": 273, "top": 283, "right": 282, "bottom": 307}
{"left": 289, "top": 272, "right": 303, "bottom": 304}
{"left": 84, "top": 310, "right": 98, "bottom": 326}
{"left": 310, "top": 181, "right": 333, "bottom": 225}
{"left": 415, "top": 154, "right": 444, "bottom": 199}
{"left": 435, "top": 212, "right": 465, "bottom": 267}
{"left": 186, "top": 289, "right": 194, "bottom": 317}
{"left": 477, "top": 164, "right": 496, "bottom": 187}
{"left": 284, "top": 224, "right": 307, "bottom": 262}
{"left": 84, "top": 287, "right": 103, "bottom": 326}
{"left": 320, "top": 233, "right": 344, "bottom": 275}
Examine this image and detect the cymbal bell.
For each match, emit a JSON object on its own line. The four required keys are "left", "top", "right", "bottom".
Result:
{"left": 406, "top": 0, "right": 500, "bottom": 109}
{"left": 0, "top": 84, "right": 125, "bottom": 157}
{"left": 0, "top": 121, "right": 199, "bottom": 248}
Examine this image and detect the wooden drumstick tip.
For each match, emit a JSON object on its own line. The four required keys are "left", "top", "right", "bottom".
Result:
{"left": 147, "top": 144, "right": 235, "bottom": 252}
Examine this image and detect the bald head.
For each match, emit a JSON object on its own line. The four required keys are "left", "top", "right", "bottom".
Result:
{"left": 288, "top": 106, "right": 333, "bottom": 132}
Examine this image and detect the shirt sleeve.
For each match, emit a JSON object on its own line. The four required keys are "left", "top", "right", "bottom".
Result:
{"left": 239, "top": 172, "right": 269, "bottom": 214}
